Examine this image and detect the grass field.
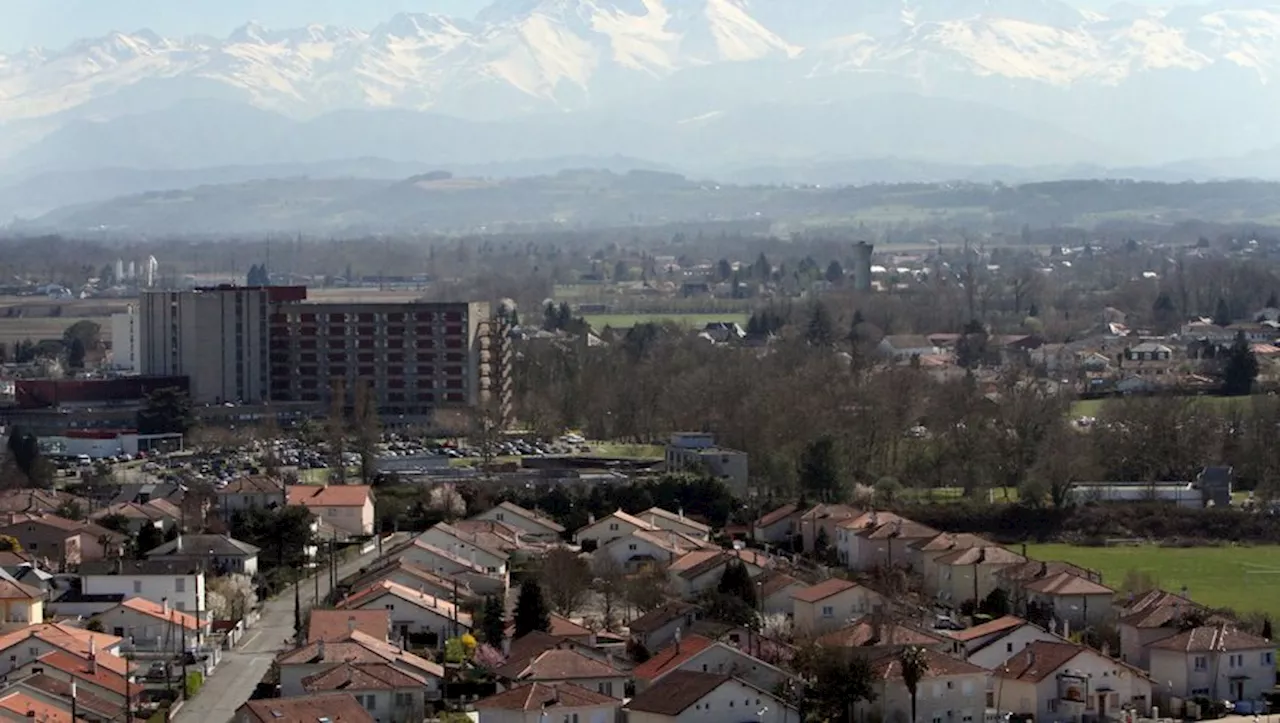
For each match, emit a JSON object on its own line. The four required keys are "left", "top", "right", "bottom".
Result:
{"left": 1070, "top": 395, "right": 1257, "bottom": 418}
{"left": 582, "top": 312, "right": 750, "bottom": 330}
{"left": 1022, "top": 543, "right": 1280, "bottom": 620}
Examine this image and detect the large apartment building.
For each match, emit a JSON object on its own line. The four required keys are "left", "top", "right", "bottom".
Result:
{"left": 139, "top": 286, "right": 509, "bottom": 420}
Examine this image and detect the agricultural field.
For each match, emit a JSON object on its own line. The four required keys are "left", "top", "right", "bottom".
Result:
{"left": 1021, "top": 543, "right": 1280, "bottom": 620}
{"left": 582, "top": 312, "right": 750, "bottom": 331}
{"left": 1069, "top": 395, "right": 1259, "bottom": 419}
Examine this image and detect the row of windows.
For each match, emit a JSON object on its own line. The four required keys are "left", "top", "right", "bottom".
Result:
{"left": 272, "top": 311, "right": 465, "bottom": 324}
{"left": 693, "top": 697, "right": 764, "bottom": 711}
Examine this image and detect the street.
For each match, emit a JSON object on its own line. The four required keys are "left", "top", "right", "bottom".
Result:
{"left": 172, "top": 533, "right": 406, "bottom": 723}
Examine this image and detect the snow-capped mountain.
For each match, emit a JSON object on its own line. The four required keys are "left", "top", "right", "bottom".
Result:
{"left": 1, "top": 0, "right": 1279, "bottom": 172}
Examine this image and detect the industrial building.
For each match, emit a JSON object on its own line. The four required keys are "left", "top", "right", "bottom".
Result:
{"left": 138, "top": 286, "right": 511, "bottom": 422}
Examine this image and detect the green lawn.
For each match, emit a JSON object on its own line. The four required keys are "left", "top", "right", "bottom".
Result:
{"left": 1070, "top": 395, "right": 1258, "bottom": 418}
{"left": 1022, "top": 543, "right": 1280, "bottom": 620}
{"left": 582, "top": 313, "right": 750, "bottom": 331}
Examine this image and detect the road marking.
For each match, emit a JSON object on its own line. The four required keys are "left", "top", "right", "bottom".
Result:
{"left": 239, "top": 630, "right": 262, "bottom": 650}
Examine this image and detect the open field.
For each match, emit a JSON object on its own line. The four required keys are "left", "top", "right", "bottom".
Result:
{"left": 0, "top": 316, "right": 112, "bottom": 347}
{"left": 1070, "top": 395, "right": 1258, "bottom": 418}
{"left": 583, "top": 312, "right": 750, "bottom": 330}
{"left": 1022, "top": 543, "right": 1280, "bottom": 620}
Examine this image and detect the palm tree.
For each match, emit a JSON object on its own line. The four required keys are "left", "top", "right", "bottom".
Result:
{"left": 899, "top": 645, "right": 930, "bottom": 723}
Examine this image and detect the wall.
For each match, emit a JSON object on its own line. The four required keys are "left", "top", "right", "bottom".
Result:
{"left": 1149, "top": 647, "right": 1275, "bottom": 702}
{"left": 479, "top": 703, "right": 617, "bottom": 723}
{"left": 794, "top": 588, "right": 884, "bottom": 635}
{"left": 96, "top": 607, "right": 198, "bottom": 651}
{"left": 965, "top": 627, "right": 1062, "bottom": 670}
{"left": 652, "top": 644, "right": 791, "bottom": 693}
{"left": 630, "top": 679, "right": 792, "bottom": 723}
{"left": 81, "top": 573, "right": 206, "bottom": 619}
{"left": 862, "top": 673, "right": 987, "bottom": 723}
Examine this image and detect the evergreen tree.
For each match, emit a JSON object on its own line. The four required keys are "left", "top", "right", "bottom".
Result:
{"left": 513, "top": 580, "right": 551, "bottom": 637}
{"left": 825, "top": 260, "right": 844, "bottom": 284}
{"left": 67, "top": 338, "right": 86, "bottom": 369}
{"left": 716, "top": 560, "right": 758, "bottom": 610}
{"left": 806, "top": 301, "right": 835, "bottom": 347}
{"left": 899, "top": 646, "right": 930, "bottom": 723}
{"left": 1214, "top": 297, "right": 1233, "bottom": 327}
{"left": 798, "top": 436, "right": 844, "bottom": 502}
{"left": 481, "top": 595, "right": 507, "bottom": 645}
{"left": 753, "top": 253, "right": 771, "bottom": 282}
{"left": 135, "top": 523, "right": 163, "bottom": 559}
{"left": 716, "top": 259, "right": 733, "bottom": 282}
{"left": 1222, "top": 330, "right": 1259, "bottom": 396}
{"left": 557, "top": 302, "right": 573, "bottom": 330}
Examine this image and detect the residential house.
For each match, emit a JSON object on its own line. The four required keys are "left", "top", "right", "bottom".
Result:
{"left": 996, "top": 560, "right": 1099, "bottom": 616}
{"left": 0, "top": 514, "right": 124, "bottom": 570}
{"left": 471, "top": 502, "right": 565, "bottom": 541}
{"left": 1022, "top": 572, "right": 1115, "bottom": 631}
{"left": 628, "top": 601, "right": 702, "bottom": 654}
{"left": 0, "top": 490, "right": 87, "bottom": 518}
{"left": 846, "top": 516, "right": 939, "bottom": 571}
{"left": 667, "top": 549, "right": 766, "bottom": 599}
{"left": 14, "top": 649, "right": 130, "bottom": 706}
{"left": 857, "top": 648, "right": 989, "bottom": 723}
{"left": 275, "top": 630, "right": 444, "bottom": 700}
{"left": 416, "top": 524, "right": 509, "bottom": 578}
{"left": 0, "top": 623, "right": 124, "bottom": 677}
{"left": 301, "top": 662, "right": 432, "bottom": 722}
{"left": 798, "top": 504, "right": 861, "bottom": 554}
{"left": 382, "top": 538, "right": 502, "bottom": 596}
{"left": 664, "top": 434, "right": 749, "bottom": 497}
{"left": 309, "top": 609, "right": 391, "bottom": 643}
{"left": 625, "top": 670, "right": 796, "bottom": 723}
{"left": 216, "top": 475, "right": 285, "bottom": 520}
{"left": 751, "top": 504, "right": 799, "bottom": 546}
{"left": 574, "top": 510, "right": 659, "bottom": 551}
{"left": 595, "top": 529, "right": 711, "bottom": 573}
{"left": 79, "top": 559, "right": 206, "bottom": 620}
{"left": 475, "top": 682, "right": 620, "bottom": 723}
{"left": 1116, "top": 588, "right": 1205, "bottom": 668}
{"left": 287, "top": 485, "right": 376, "bottom": 536}
{"left": 88, "top": 501, "right": 181, "bottom": 535}
{"left": 942, "top": 616, "right": 1064, "bottom": 670}
{"left": 933, "top": 546, "right": 1027, "bottom": 607}
{"left": 911, "top": 533, "right": 991, "bottom": 593}
{"left": 816, "top": 617, "right": 950, "bottom": 654}
{"left": 0, "top": 574, "right": 43, "bottom": 630}
{"left": 338, "top": 580, "right": 472, "bottom": 644}
{"left": 833, "top": 510, "right": 899, "bottom": 567}
{"left": 93, "top": 597, "right": 206, "bottom": 652}
{"left": 633, "top": 634, "right": 794, "bottom": 693}
{"left": 878, "top": 335, "right": 941, "bottom": 362}
{"left": 236, "top": 693, "right": 376, "bottom": 723}
{"left": 0, "top": 690, "right": 82, "bottom": 723}
{"left": 792, "top": 579, "right": 886, "bottom": 635}
{"left": 640, "top": 507, "right": 712, "bottom": 541}
{"left": 992, "top": 641, "right": 1153, "bottom": 722}
{"left": 756, "top": 571, "right": 807, "bottom": 617}
{"left": 495, "top": 648, "right": 628, "bottom": 699}
{"left": 144, "top": 533, "right": 261, "bottom": 576}
{"left": 345, "top": 560, "right": 473, "bottom": 607}
{"left": 505, "top": 615, "right": 597, "bottom": 647}
{"left": 1147, "top": 624, "right": 1275, "bottom": 702}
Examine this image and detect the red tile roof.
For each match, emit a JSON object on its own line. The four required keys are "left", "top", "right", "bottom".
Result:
{"left": 239, "top": 693, "right": 375, "bottom": 723}
{"left": 632, "top": 634, "right": 715, "bottom": 681}
{"left": 817, "top": 619, "right": 948, "bottom": 649}
{"left": 861, "top": 519, "right": 939, "bottom": 540}
{"left": 994, "top": 641, "right": 1086, "bottom": 682}
{"left": 870, "top": 648, "right": 987, "bottom": 680}
{"left": 477, "top": 682, "right": 618, "bottom": 711}
{"left": 276, "top": 630, "right": 444, "bottom": 679}
{"left": 1148, "top": 624, "right": 1272, "bottom": 652}
{"left": 943, "top": 615, "right": 1028, "bottom": 643}
{"left": 0, "top": 625, "right": 126, "bottom": 676}
{"left": 627, "top": 601, "right": 700, "bottom": 634}
{"left": 218, "top": 475, "right": 284, "bottom": 495}
{"left": 308, "top": 610, "right": 390, "bottom": 643}
{"left": 625, "top": 671, "right": 735, "bottom": 716}
{"left": 755, "top": 504, "right": 798, "bottom": 529}
{"left": 19, "top": 675, "right": 117, "bottom": 718}
{"left": 1022, "top": 571, "right": 1114, "bottom": 596}
{"left": 934, "top": 546, "right": 1027, "bottom": 566}
{"left": 118, "top": 597, "right": 202, "bottom": 631}
{"left": 301, "top": 662, "right": 427, "bottom": 691}
{"left": 0, "top": 691, "right": 84, "bottom": 723}
{"left": 792, "top": 578, "right": 857, "bottom": 603}
{"left": 338, "top": 580, "right": 472, "bottom": 627}
{"left": 496, "top": 648, "right": 622, "bottom": 683}
{"left": 911, "top": 533, "right": 990, "bottom": 553}
{"left": 35, "top": 651, "right": 130, "bottom": 696}
{"left": 505, "top": 614, "right": 592, "bottom": 640}
{"left": 287, "top": 485, "right": 373, "bottom": 507}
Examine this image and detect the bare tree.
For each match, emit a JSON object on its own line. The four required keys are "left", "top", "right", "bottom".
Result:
{"left": 540, "top": 548, "right": 593, "bottom": 617}
{"left": 353, "top": 378, "right": 381, "bottom": 483}
{"left": 326, "top": 378, "right": 347, "bottom": 483}
{"left": 591, "top": 554, "right": 626, "bottom": 632}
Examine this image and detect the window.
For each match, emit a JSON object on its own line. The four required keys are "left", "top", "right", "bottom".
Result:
{"left": 628, "top": 544, "right": 637, "bottom": 551}
{"left": 1264, "top": 652, "right": 1273, "bottom": 665}
{"left": 395, "top": 693, "right": 413, "bottom": 707}
{"left": 1192, "top": 688, "right": 1210, "bottom": 697}
{"left": 1006, "top": 642, "right": 1014, "bottom": 653}
{"left": 174, "top": 578, "right": 185, "bottom": 592}
{"left": 598, "top": 682, "right": 613, "bottom": 697}
{"left": 562, "top": 715, "right": 578, "bottom": 723}
{"left": 1194, "top": 656, "right": 1207, "bottom": 670}
{"left": 962, "top": 681, "right": 975, "bottom": 697}
{"left": 133, "top": 581, "right": 143, "bottom": 593}
{"left": 496, "top": 512, "right": 505, "bottom": 521}
{"left": 933, "top": 716, "right": 943, "bottom": 723}
{"left": 609, "top": 523, "right": 619, "bottom": 531}
{"left": 821, "top": 606, "right": 834, "bottom": 617}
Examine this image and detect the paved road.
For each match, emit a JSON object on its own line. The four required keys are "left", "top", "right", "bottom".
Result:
{"left": 172, "top": 533, "right": 407, "bottom": 723}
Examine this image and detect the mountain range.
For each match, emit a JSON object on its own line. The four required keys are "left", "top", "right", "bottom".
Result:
{"left": 2, "top": 0, "right": 1280, "bottom": 223}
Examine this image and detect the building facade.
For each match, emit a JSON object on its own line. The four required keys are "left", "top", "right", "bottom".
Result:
{"left": 110, "top": 306, "right": 141, "bottom": 372}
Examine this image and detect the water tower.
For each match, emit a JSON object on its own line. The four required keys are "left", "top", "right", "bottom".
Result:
{"left": 852, "top": 242, "right": 874, "bottom": 292}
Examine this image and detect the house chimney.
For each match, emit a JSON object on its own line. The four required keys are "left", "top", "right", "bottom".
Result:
{"left": 162, "top": 598, "right": 169, "bottom": 616}
{"left": 176, "top": 534, "right": 183, "bottom": 553}
{"left": 502, "top": 636, "right": 511, "bottom": 657}
{"left": 318, "top": 640, "right": 326, "bottom": 659}
{"left": 88, "top": 638, "right": 96, "bottom": 674}
{"left": 588, "top": 512, "right": 595, "bottom": 524}
{"left": 675, "top": 626, "right": 682, "bottom": 655}
{"left": 1028, "top": 651, "right": 1036, "bottom": 667}
{"left": 678, "top": 507, "right": 684, "bottom": 519}
{"left": 347, "top": 617, "right": 357, "bottom": 634}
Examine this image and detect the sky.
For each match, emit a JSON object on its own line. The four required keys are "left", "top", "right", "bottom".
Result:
{"left": 0, "top": 0, "right": 1204, "bottom": 53}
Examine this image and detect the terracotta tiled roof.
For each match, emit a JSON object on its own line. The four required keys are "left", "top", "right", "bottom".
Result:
{"left": 0, "top": 624, "right": 125, "bottom": 675}
{"left": 911, "top": 532, "right": 990, "bottom": 553}
{"left": 799, "top": 504, "right": 861, "bottom": 522}
{"left": 392, "top": 539, "right": 486, "bottom": 573}
{"left": 757, "top": 571, "right": 804, "bottom": 599}
{"left": 118, "top": 597, "right": 203, "bottom": 631}
{"left": 0, "top": 490, "right": 86, "bottom": 515}
{"left": 934, "top": 546, "right": 1026, "bottom": 567}
{"left": 628, "top": 601, "right": 700, "bottom": 634}
{"left": 338, "top": 580, "right": 473, "bottom": 627}
{"left": 632, "top": 634, "right": 715, "bottom": 681}
{"left": 1117, "top": 589, "right": 1204, "bottom": 629}
{"left": 504, "top": 614, "right": 593, "bottom": 640}
{"left": 943, "top": 615, "right": 1028, "bottom": 643}
{"left": 997, "top": 560, "right": 1093, "bottom": 585}
{"left": 792, "top": 578, "right": 857, "bottom": 603}
{"left": 239, "top": 693, "right": 376, "bottom": 723}
{"left": 493, "top": 501, "right": 565, "bottom": 533}
{"left": 642, "top": 507, "right": 711, "bottom": 534}
{"left": 446, "top": 520, "right": 525, "bottom": 554}
{"left": 0, "top": 576, "right": 42, "bottom": 601}
{"left": 36, "top": 650, "right": 130, "bottom": 695}
{"left": 870, "top": 648, "right": 987, "bottom": 680}
{"left": 1022, "top": 571, "right": 1114, "bottom": 596}
{"left": 624, "top": 529, "right": 711, "bottom": 555}
{"left": 308, "top": 610, "right": 390, "bottom": 643}
{"left": 669, "top": 549, "right": 726, "bottom": 579}
{"left": 218, "top": 475, "right": 284, "bottom": 495}
{"left": 496, "top": 648, "right": 622, "bottom": 683}
{"left": 584, "top": 510, "right": 658, "bottom": 534}
{"left": 1148, "top": 624, "right": 1272, "bottom": 652}
{"left": 994, "top": 641, "right": 1086, "bottom": 682}
{"left": 755, "top": 504, "right": 799, "bottom": 528}
{"left": 625, "top": 671, "right": 732, "bottom": 716}
{"left": 836, "top": 511, "right": 900, "bottom": 531}
{"left": 476, "top": 682, "right": 618, "bottom": 711}
{"left": 504, "top": 631, "right": 577, "bottom": 668}
{"left": 20, "top": 674, "right": 117, "bottom": 717}
{"left": 817, "top": 619, "right": 948, "bottom": 649}
{"left": 0, "top": 550, "right": 33, "bottom": 566}
{"left": 276, "top": 630, "right": 444, "bottom": 679}
{"left": 2, "top": 513, "right": 82, "bottom": 532}
{"left": 287, "top": 484, "right": 374, "bottom": 507}
{"left": 301, "top": 662, "right": 427, "bottom": 691}
{"left": 861, "top": 519, "right": 939, "bottom": 540}
{"left": 0, "top": 691, "right": 83, "bottom": 723}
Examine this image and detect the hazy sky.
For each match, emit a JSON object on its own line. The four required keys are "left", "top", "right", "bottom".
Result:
{"left": 0, "top": 0, "right": 1206, "bottom": 53}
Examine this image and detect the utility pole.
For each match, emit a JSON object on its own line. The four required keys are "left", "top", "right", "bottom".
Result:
{"left": 293, "top": 568, "right": 302, "bottom": 643}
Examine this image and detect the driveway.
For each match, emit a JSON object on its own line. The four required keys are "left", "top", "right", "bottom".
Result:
{"left": 171, "top": 533, "right": 407, "bottom": 723}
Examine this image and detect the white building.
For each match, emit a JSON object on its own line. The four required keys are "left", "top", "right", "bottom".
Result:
{"left": 574, "top": 510, "right": 659, "bottom": 551}
{"left": 476, "top": 682, "right": 620, "bottom": 723}
{"left": 664, "top": 434, "right": 749, "bottom": 497}
{"left": 93, "top": 597, "right": 207, "bottom": 652}
{"left": 1147, "top": 624, "right": 1275, "bottom": 703}
{"left": 276, "top": 631, "right": 443, "bottom": 700}
{"left": 79, "top": 560, "right": 206, "bottom": 620}
{"left": 857, "top": 648, "right": 989, "bottom": 723}
{"left": 942, "top": 616, "right": 1064, "bottom": 670}
{"left": 110, "top": 307, "right": 141, "bottom": 372}
{"left": 471, "top": 502, "right": 565, "bottom": 541}
{"left": 993, "top": 641, "right": 1153, "bottom": 722}
{"left": 626, "top": 671, "right": 795, "bottom": 723}
{"left": 339, "top": 580, "right": 472, "bottom": 644}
